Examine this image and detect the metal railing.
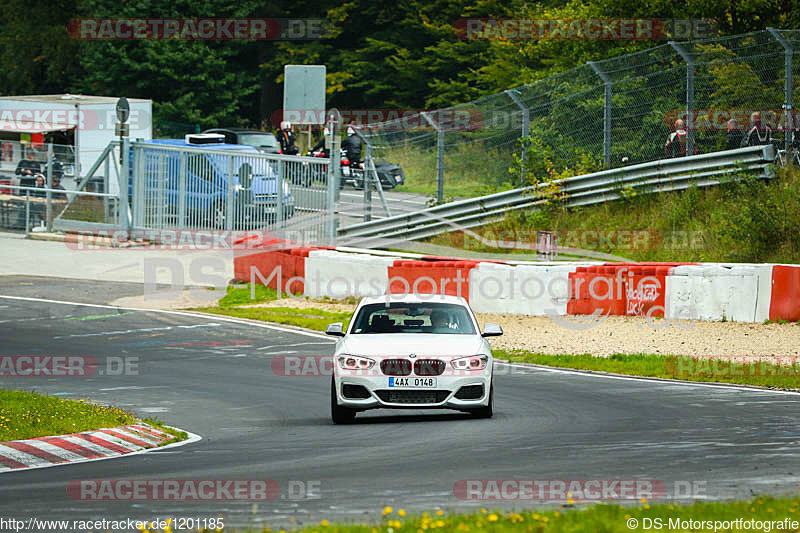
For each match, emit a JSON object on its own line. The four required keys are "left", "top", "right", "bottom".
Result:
{"left": 337, "top": 145, "right": 776, "bottom": 244}
{"left": 0, "top": 184, "right": 118, "bottom": 236}
{"left": 355, "top": 28, "right": 799, "bottom": 200}
{"left": 128, "top": 141, "right": 338, "bottom": 243}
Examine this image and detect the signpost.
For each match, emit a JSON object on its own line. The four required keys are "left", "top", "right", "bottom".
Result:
{"left": 116, "top": 97, "right": 130, "bottom": 238}
{"left": 283, "top": 65, "right": 326, "bottom": 151}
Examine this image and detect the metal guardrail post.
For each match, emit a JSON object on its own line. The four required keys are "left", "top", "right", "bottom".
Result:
{"left": 588, "top": 61, "right": 612, "bottom": 168}
{"left": 422, "top": 112, "right": 445, "bottom": 203}
{"left": 768, "top": 27, "right": 794, "bottom": 153}
{"left": 505, "top": 89, "right": 529, "bottom": 183}
{"left": 670, "top": 41, "right": 695, "bottom": 156}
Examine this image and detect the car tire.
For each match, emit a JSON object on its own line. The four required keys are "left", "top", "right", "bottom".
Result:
{"left": 331, "top": 378, "right": 356, "bottom": 424}
{"left": 470, "top": 384, "right": 493, "bottom": 419}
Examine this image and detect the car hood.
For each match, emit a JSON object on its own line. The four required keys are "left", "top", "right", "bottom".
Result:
{"left": 340, "top": 334, "right": 484, "bottom": 356}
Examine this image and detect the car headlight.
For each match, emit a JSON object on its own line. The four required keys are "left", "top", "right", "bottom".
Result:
{"left": 338, "top": 355, "right": 376, "bottom": 370}
{"left": 451, "top": 355, "right": 489, "bottom": 371}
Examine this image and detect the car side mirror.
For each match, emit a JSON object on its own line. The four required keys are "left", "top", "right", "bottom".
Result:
{"left": 482, "top": 324, "right": 503, "bottom": 337}
{"left": 326, "top": 322, "right": 345, "bottom": 337}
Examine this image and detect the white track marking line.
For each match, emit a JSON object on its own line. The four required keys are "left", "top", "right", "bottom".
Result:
{"left": 5, "top": 294, "right": 795, "bottom": 397}
{"left": 0, "top": 294, "right": 332, "bottom": 340}
{"left": 495, "top": 361, "right": 800, "bottom": 397}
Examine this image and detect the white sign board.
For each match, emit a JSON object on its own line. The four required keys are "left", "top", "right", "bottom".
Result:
{"left": 283, "top": 65, "right": 326, "bottom": 125}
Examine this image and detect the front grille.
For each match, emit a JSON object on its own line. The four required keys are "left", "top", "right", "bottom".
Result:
{"left": 380, "top": 359, "right": 412, "bottom": 376}
{"left": 342, "top": 384, "right": 371, "bottom": 399}
{"left": 414, "top": 359, "right": 446, "bottom": 376}
{"left": 454, "top": 384, "right": 484, "bottom": 400}
{"left": 375, "top": 390, "right": 450, "bottom": 404}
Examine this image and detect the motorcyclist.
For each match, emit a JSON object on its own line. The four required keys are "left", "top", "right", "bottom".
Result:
{"left": 309, "top": 127, "right": 330, "bottom": 157}
{"left": 277, "top": 121, "right": 299, "bottom": 155}
{"left": 340, "top": 126, "right": 362, "bottom": 163}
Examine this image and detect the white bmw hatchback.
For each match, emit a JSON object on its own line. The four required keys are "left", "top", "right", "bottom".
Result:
{"left": 326, "top": 294, "right": 502, "bottom": 424}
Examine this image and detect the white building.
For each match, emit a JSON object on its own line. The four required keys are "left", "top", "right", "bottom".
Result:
{"left": 0, "top": 94, "right": 152, "bottom": 193}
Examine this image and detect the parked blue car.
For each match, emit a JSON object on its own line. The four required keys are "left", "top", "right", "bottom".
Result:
{"left": 131, "top": 137, "right": 295, "bottom": 229}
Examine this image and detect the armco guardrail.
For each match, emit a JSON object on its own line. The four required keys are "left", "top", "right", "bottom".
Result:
{"left": 337, "top": 145, "right": 776, "bottom": 244}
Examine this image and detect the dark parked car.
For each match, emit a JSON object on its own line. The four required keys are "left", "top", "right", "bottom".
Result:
{"left": 202, "top": 128, "right": 281, "bottom": 154}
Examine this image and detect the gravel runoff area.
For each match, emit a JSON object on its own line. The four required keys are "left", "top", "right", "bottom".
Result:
{"left": 236, "top": 298, "right": 800, "bottom": 358}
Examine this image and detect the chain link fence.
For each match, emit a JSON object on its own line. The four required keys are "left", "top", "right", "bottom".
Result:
{"left": 356, "top": 28, "right": 799, "bottom": 202}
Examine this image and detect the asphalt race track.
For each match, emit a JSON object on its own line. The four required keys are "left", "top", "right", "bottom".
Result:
{"left": 1, "top": 276, "right": 800, "bottom": 531}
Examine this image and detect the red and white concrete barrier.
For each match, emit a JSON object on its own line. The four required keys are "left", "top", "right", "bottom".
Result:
{"left": 232, "top": 243, "right": 800, "bottom": 323}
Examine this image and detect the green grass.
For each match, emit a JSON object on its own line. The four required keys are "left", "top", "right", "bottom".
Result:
{"left": 196, "top": 305, "right": 352, "bottom": 332}
{"left": 496, "top": 350, "right": 800, "bottom": 390}
{"left": 218, "top": 283, "right": 282, "bottom": 306}
{"left": 0, "top": 389, "right": 186, "bottom": 443}
{"left": 427, "top": 166, "right": 800, "bottom": 264}
{"left": 385, "top": 142, "right": 517, "bottom": 199}
{"left": 0, "top": 389, "right": 136, "bottom": 441}
{"left": 201, "top": 283, "right": 354, "bottom": 331}
{"left": 223, "top": 496, "right": 800, "bottom": 532}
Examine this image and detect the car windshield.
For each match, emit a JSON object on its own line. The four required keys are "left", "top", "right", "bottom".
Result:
{"left": 238, "top": 133, "right": 279, "bottom": 148}
{"left": 350, "top": 302, "right": 476, "bottom": 335}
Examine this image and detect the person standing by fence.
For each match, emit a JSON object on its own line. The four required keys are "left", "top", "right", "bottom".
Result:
{"left": 664, "top": 119, "right": 688, "bottom": 158}
{"left": 742, "top": 112, "right": 772, "bottom": 147}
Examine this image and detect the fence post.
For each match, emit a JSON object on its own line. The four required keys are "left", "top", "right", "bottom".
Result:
{"left": 25, "top": 190, "right": 30, "bottom": 237}
{"left": 119, "top": 138, "right": 131, "bottom": 238}
{"left": 768, "top": 27, "right": 794, "bottom": 153}
{"left": 46, "top": 143, "right": 53, "bottom": 232}
{"left": 669, "top": 41, "right": 695, "bottom": 156}
{"left": 588, "top": 61, "right": 612, "bottom": 168}
{"left": 363, "top": 140, "right": 372, "bottom": 223}
{"left": 178, "top": 151, "right": 187, "bottom": 229}
{"left": 326, "top": 112, "right": 341, "bottom": 245}
{"left": 421, "top": 112, "right": 444, "bottom": 203}
{"left": 226, "top": 155, "right": 234, "bottom": 231}
{"left": 505, "top": 89, "right": 529, "bottom": 183}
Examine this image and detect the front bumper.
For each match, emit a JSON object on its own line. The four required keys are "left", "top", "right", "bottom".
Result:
{"left": 334, "top": 368, "right": 492, "bottom": 410}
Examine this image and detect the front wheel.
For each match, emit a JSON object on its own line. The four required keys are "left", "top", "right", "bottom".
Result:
{"left": 331, "top": 378, "right": 356, "bottom": 424}
{"left": 470, "top": 384, "right": 493, "bottom": 419}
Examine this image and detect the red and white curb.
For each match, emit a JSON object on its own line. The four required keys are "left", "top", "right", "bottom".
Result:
{"left": 0, "top": 423, "right": 199, "bottom": 473}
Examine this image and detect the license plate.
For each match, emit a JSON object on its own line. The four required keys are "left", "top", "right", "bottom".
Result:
{"left": 389, "top": 377, "right": 436, "bottom": 388}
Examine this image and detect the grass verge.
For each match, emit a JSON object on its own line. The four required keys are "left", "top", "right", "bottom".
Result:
{"left": 427, "top": 166, "right": 800, "bottom": 264}
{"left": 195, "top": 283, "right": 354, "bottom": 332}
{"left": 224, "top": 496, "right": 800, "bottom": 532}
{"left": 496, "top": 351, "right": 800, "bottom": 390}
{"left": 196, "top": 305, "right": 352, "bottom": 332}
{"left": 0, "top": 389, "right": 185, "bottom": 443}
{"left": 200, "top": 285, "right": 799, "bottom": 390}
